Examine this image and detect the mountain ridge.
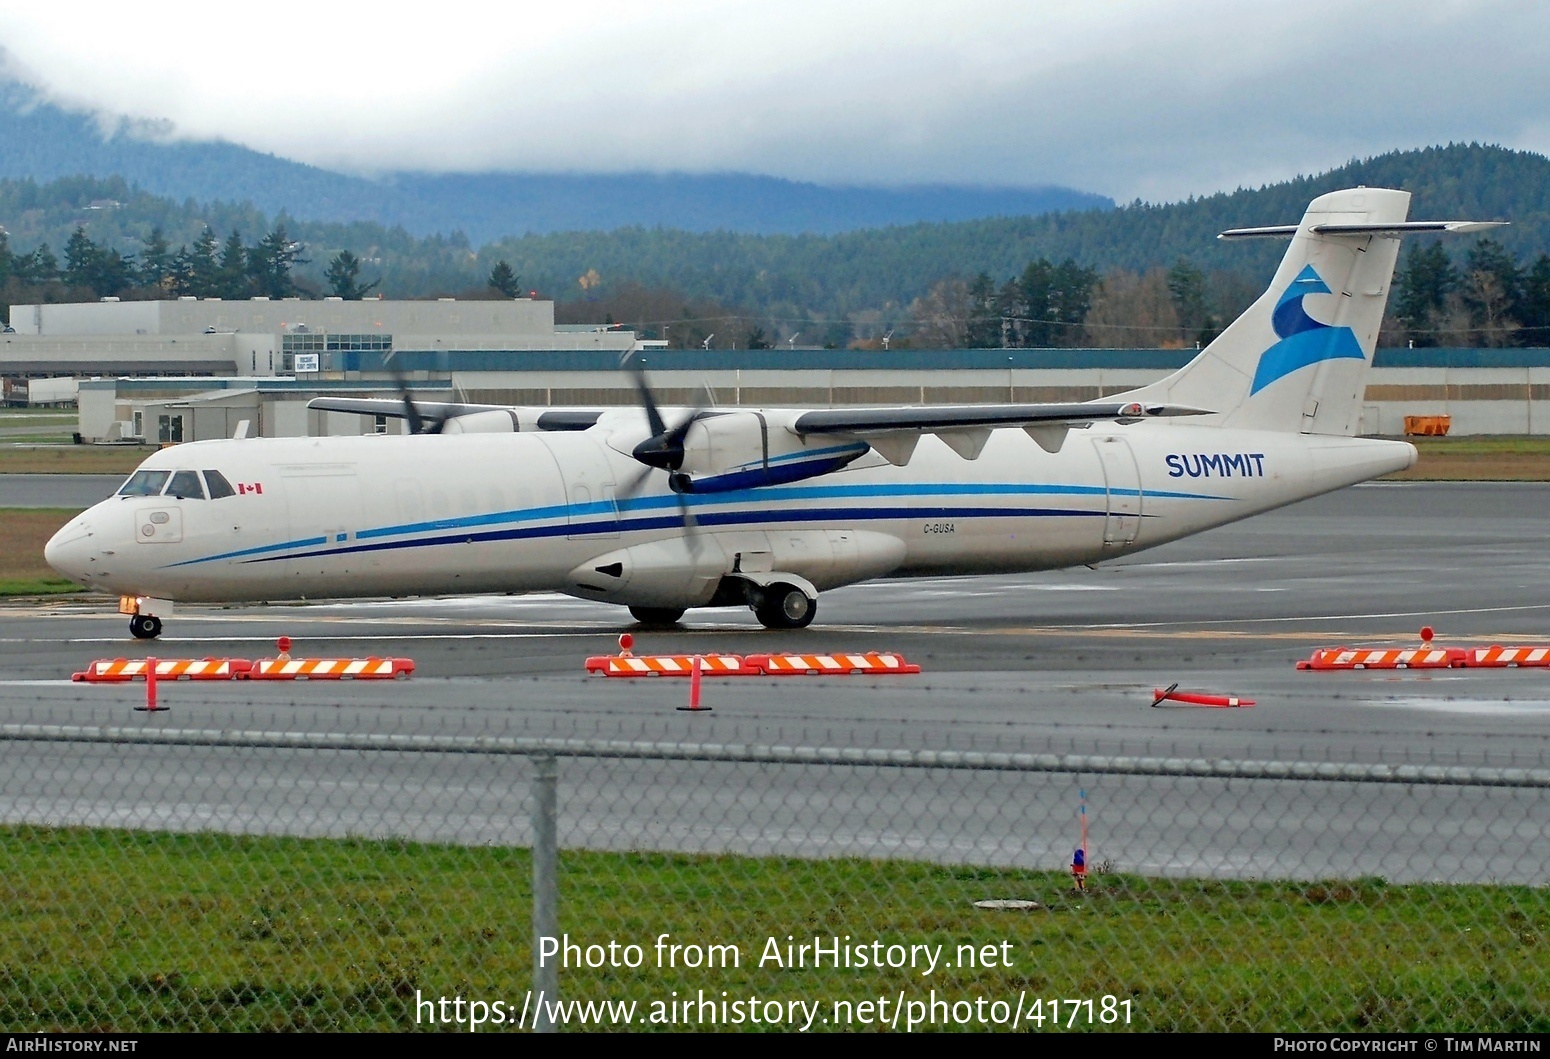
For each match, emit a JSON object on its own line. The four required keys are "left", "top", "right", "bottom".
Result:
{"left": 1, "top": 143, "right": 1545, "bottom": 335}
{"left": 0, "top": 85, "right": 1112, "bottom": 241}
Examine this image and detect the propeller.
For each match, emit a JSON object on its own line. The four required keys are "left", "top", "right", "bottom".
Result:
{"left": 385, "top": 353, "right": 446, "bottom": 435}
{"left": 619, "top": 351, "right": 705, "bottom": 536}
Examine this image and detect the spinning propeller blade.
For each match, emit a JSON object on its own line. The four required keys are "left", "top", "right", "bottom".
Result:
{"left": 386, "top": 355, "right": 445, "bottom": 435}
{"left": 620, "top": 350, "right": 704, "bottom": 537}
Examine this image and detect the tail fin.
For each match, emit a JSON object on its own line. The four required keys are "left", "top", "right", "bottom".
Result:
{"left": 1122, "top": 187, "right": 1411, "bottom": 435}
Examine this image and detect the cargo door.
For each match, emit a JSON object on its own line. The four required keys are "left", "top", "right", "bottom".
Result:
{"left": 280, "top": 464, "right": 361, "bottom": 575}
{"left": 1092, "top": 436, "right": 1141, "bottom": 546}
{"left": 549, "top": 434, "right": 620, "bottom": 540}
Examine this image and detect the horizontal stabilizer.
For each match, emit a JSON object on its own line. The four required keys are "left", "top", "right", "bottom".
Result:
{"left": 1219, "top": 220, "right": 1507, "bottom": 240}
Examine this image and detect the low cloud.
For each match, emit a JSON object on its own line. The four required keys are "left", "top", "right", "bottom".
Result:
{"left": 2, "top": 0, "right": 1545, "bottom": 200}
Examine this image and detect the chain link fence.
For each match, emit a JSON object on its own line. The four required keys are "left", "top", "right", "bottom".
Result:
{"left": 0, "top": 703, "right": 1546, "bottom": 1032}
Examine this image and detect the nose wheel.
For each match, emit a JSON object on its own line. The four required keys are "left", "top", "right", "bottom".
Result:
{"left": 129, "top": 614, "right": 163, "bottom": 640}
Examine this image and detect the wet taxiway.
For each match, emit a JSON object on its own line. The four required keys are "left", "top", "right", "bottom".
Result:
{"left": 1, "top": 481, "right": 1546, "bottom": 882}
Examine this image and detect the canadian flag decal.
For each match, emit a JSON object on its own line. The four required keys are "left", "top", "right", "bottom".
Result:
{"left": 238, "top": 483, "right": 264, "bottom": 495}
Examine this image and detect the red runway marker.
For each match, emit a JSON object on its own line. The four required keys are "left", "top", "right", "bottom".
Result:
{"left": 1151, "top": 687, "right": 1255, "bottom": 708}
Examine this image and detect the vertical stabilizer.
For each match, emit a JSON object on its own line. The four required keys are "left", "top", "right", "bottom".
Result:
{"left": 1119, "top": 188, "right": 1410, "bottom": 435}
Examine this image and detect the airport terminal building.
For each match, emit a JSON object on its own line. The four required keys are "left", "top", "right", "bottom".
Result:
{"left": 2, "top": 297, "right": 1547, "bottom": 441}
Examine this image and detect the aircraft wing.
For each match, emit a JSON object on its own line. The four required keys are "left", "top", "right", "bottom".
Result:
{"left": 791, "top": 400, "right": 1213, "bottom": 461}
{"left": 306, "top": 396, "right": 602, "bottom": 432}
{"left": 307, "top": 396, "right": 506, "bottom": 420}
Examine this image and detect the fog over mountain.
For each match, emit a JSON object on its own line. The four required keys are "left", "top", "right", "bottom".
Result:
{"left": 0, "top": 87, "right": 1111, "bottom": 243}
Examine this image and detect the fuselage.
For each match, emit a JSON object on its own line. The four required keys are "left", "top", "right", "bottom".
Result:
{"left": 45, "top": 420, "right": 1416, "bottom": 609}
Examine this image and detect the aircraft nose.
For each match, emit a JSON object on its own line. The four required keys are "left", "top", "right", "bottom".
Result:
{"left": 44, "top": 519, "right": 93, "bottom": 581}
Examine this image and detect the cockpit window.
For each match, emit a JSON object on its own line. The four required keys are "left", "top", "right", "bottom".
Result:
{"left": 119, "top": 470, "right": 170, "bottom": 496}
{"left": 167, "top": 470, "right": 205, "bottom": 500}
{"left": 203, "top": 470, "right": 236, "bottom": 499}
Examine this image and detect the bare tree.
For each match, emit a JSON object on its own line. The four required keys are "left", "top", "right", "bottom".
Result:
{"left": 1462, "top": 269, "right": 1519, "bottom": 348}
{"left": 1084, "top": 268, "right": 1181, "bottom": 348}
{"left": 908, "top": 279, "right": 971, "bottom": 348}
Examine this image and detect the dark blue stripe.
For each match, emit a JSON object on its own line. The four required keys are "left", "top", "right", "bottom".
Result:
{"left": 239, "top": 504, "right": 1107, "bottom": 565}
{"left": 169, "top": 478, "right": 1232, "bottom": 569}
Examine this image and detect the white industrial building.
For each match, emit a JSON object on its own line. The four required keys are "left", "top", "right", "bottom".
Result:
{"left": 2, "top": 296, "right": 637, "bottom": 378}
{"left": 3, "top": 298, "right": 1547, "bottom": 441}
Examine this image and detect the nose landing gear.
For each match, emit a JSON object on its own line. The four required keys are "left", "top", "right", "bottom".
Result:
{"left": 129, "top": 614, "right": 163, "bottom": 640}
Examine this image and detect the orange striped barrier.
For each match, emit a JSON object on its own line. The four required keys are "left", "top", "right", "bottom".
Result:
{"left": 1460, "top": 646, "right": 1550, "bottom": 668}
{"left": 73, "top": 657, "right": 252, "bottom": 682}
{"left": 585, "top": 654, "right": 755, "bottom": 677}
{"left": 242, "top": 657, "right": 415, "bottom": 680}
{"left": 1296, "top": 647, "right": 1466, "bottom": 671}
{"left": 745, "top": 652, "right": 922, "bottom": 676}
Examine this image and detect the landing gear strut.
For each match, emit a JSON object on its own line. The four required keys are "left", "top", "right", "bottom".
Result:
{"left": 129, "top": 614, "right": 163, "bottom": 640}
{"left": 753, "top": 582, "right": 817, "bottom": 630}
{"left": 629, "top": 605, "right": 685, "bottom": 627}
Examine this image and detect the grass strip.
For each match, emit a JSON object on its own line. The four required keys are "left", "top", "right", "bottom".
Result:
{"left": 0, "top": 508, "right": 85, "bottom": 595}
{"left": 0, "top": 578, "right": 85, "bottom": 595}
{"left": 0, "top": 826, "right": 1544, "bottom": 1032}
{"left": 0, "top": 447, "right": 151, "bottom": 474}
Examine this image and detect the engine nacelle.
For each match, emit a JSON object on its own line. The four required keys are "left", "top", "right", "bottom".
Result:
{"left": 442, "top": 410, "right": 520, "bottom": 434}
{"left": 566, "top": 536, "right": 728, "bottom": 608}
{"left": 674, "top": 411, "right": 867, "bottom": 493}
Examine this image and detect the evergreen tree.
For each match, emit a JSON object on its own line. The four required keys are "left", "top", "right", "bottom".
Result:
{"left": 0, "top": 230, "right": 13, "bottom": 289}
{"left": 62, "top": 227, "right": 101, "bottom": 291}
{"left": 1519, "top": 255, "right": 1550, "bottom": 347}
{"left": 94, "top": 249, "right": 135, "bottom": 298}
{"left": 1167, "top": 258, "right": 1215, "bottom": 346}
{"left": 16, "top": 243, "right": 59, "bottom": 286}
{"left": 215, "top": 230, "right": 248, "bottom": 299}
{"left": 1018, "top": 259, "right": 1053, "bottom": 346}
{"left": 1393, "top": 242, "right": 1456, "bottom": 346}
{"left": 744, "top": 325, "right": 771, "bottom": 349}
{"left": 137, "top": 227, "right": 174, "bottom": 292}
{"left": 186, "top": 227, "right": 219, "bottom": 296}
{"left": 995, "top": 277, "right": 1025, "bottom": 347}
{"left": 248, "top": 225, "right": 305, "bottom": 299}
{"left": 964, "top": 272, "right": 999, "bottom": 348}
{"left": 488, "top": 259, "right": 521, "bottom": 297}
{"left": 325, "top": 250, "right": 380, "bottom": 299}
{"left": 1047, "top": 259, "right": 1099, "bottom": 347}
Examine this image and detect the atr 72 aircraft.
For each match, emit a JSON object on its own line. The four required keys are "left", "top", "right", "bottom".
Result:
{"left": 46, "top": 188, "right": 1500, "bottom": 640}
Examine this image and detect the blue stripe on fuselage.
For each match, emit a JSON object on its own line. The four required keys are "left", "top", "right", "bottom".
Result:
{"left": 164, "top": 479, "right": 1233, "bottom": 569}
{"left": 240, "top": 503, "right": 1106, "bottom": 565}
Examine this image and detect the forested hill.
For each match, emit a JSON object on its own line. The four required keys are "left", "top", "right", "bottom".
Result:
{"left": 0, "top": 86, "right": 1109, "bottom": 239}
{"left": 478, "top": 144, "right": 1550, "bottom": 318}
{"left": 0, "top": 143, "right": 1546, "bottom": 325}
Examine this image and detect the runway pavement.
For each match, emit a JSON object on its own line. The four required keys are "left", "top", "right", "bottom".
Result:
{"left": 0, "top": 481, "right": 1546, "bottom": 882}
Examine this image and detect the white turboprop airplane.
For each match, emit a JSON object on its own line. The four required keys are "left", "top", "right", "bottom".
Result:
{"left": 46, "top": 188, "right": 1501, "bottom": 640}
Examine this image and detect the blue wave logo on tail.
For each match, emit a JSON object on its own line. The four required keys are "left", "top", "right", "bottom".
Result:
{"left": 1249, "top": 265, "right": 1365, "bottom": 395}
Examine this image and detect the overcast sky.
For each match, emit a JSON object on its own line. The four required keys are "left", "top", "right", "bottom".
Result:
{"left": 1, "top": 1, "right": 1545, "bottom": 202}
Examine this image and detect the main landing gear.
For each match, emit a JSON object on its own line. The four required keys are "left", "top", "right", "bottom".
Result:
{"left": 622, "top": 575, "right": 819, "bottom": 631}
{"left": 753, "top": 582, "right": 817, "bottom": 630}
{"left": 129, "top": 614, "right": 163, "bottom": 640}
{"left": 629, "top": 606, "right": 686, "bottom": 628}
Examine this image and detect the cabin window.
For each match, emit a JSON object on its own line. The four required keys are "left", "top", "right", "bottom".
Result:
{"left": 203, "top": 470, "right": 236, "bottom": 499}
{"left": 118, "top": 470, "right": 170, "bottom": 496}
{"left": 167, "top": 470, "right": 206, "bottom": 500}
